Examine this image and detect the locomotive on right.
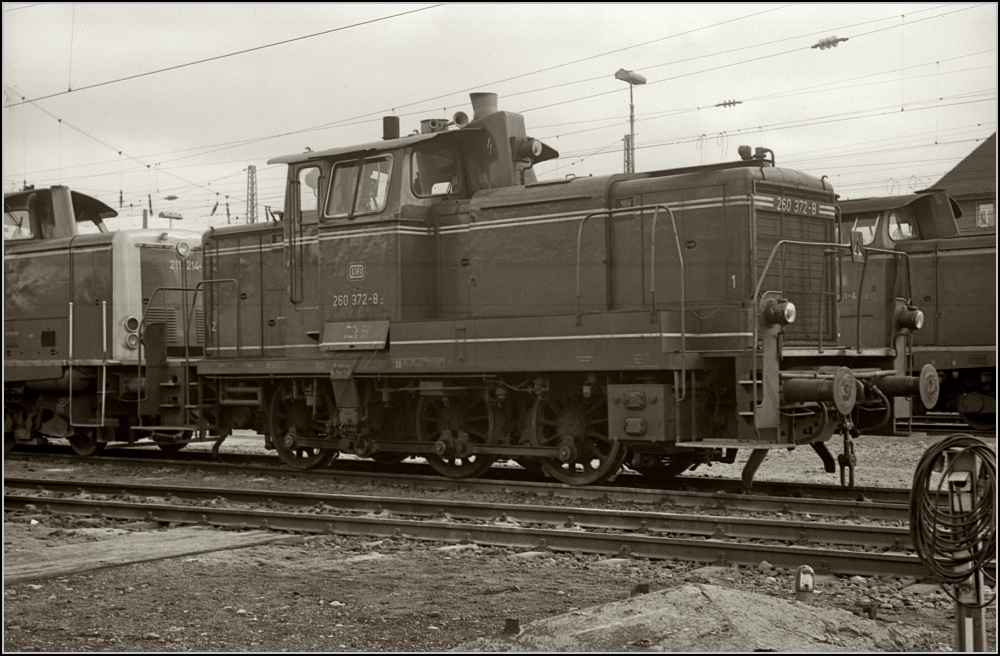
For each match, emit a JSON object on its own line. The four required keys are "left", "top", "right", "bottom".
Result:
{"left": 838, "top": 189, "right": 996, "bottom": 431}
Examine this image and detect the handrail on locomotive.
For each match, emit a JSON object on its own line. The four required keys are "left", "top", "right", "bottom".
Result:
{"left": 134, "top": 278, "right": 240, "bottom": 436}
{"left": 574, "top": 203, "right": 687, "bottom": 403}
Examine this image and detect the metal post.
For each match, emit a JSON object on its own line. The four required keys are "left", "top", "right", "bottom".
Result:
{"left": 949, "top": 450, "right": 987, "bottom": 652}
{"left": 615, "top": 68, "right": 645, "bottom": 173}
{"left": 629, "top": 82, "right": 635, "bottom": 174}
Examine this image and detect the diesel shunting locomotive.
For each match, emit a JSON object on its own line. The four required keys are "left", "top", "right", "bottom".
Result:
{"left": 4, "top": 185, "right": 204, "bottom": 455}
{"left": 839, "top": 189, "right": 995, "bottom": 432}
{"left": 4, "top": 92, "right": 940, "bottom": 487}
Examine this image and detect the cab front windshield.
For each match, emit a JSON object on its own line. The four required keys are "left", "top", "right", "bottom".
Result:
{"left": 4, "top": 209, "right": 34, "bottom": 240}
{"left": 850, "top": 212, "right": 879, "bottom": 245}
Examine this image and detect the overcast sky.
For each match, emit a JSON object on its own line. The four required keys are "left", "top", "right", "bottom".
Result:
{"left": 3, "top": 3, "right": 997, "bottom": 232}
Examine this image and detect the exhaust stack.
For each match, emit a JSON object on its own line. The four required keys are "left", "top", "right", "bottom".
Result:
{"left": 383, "top": 116, "right": 400, "bottom": 141}
{"left": 470, "top": 92, "right": 498, "bottom": 120}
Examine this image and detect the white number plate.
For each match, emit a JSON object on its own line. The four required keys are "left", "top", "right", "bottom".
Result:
{"left": 773, "top": 196, "right": 820, "bottom": 216}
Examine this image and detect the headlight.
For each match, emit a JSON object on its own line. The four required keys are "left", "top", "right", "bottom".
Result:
{"left": 762, "top": 298, "right": 796, "bottom": 327}
{"left": 176, "top": 241, "right": 191, "bottom": 258}
{"left": 124, "top": 316, "right": 140, "bottom": 333}
{"left": 896, "top": 306, "right": 924, "bottom": 331}
{"left": 125, "top": 333, "right": 140, "bottom": 349}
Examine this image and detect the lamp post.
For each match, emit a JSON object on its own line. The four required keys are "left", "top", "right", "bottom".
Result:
{"left": 615, "top": 68, "right": 646, "bottom": 173}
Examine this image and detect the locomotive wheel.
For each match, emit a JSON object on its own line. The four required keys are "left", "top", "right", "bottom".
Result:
{"left": 959, "top": 411, "right": 996, "bottom": 432}
{"left": 68, "top": 429, "right": 107, "bottom": 457}
{"left": 268, "top": 381, "right": 337, "bottom": 470}
{"left": 530, "top": 391, "right": 625, "bottom": 486}
{"left": 416, "top": 393, "right": 497, "bottom": 479}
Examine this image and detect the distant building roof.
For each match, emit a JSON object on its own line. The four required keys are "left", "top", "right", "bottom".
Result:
{"left": 933, "top": 133, "right": 996, "bottom": 198}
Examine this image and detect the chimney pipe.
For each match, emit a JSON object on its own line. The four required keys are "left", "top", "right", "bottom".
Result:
{"left": 470, "top": 92, "right": 499, "bottom": 121}
{"left": 383, "top": 116, "right": 400, "bottom": 141}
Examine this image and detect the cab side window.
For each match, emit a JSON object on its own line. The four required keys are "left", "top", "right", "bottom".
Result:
{"left": 325, "top": 156, "right": 392, "bottom": 219}
{"left": 888, "top": 209, "right": 917, "bottom": 241}
{"left": 298, "top": 166, "right": 321, "bottom": 225}
{"left": 411, "top": 149, "right": 460, "bottom": 197}
{"left": 75, "top": 210, "right": 108, "bottom": 235}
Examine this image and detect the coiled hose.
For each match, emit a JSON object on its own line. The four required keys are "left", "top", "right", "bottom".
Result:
{"left": 909, "top": 434, "right": 996, "bottom": 608}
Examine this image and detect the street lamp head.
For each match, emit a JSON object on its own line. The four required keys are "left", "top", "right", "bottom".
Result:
{"left": 615, "top": 68, "right": 646, "bottom": 85}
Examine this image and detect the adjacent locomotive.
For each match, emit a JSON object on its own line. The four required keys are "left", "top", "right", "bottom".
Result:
{"left": 4, "top": 186, "right": 205, "bottom": 454}
{"left": 839, "top": 190, "right": 995, "bottom": 431}
{"left": 195, "top": 92, "right": 937, "bottom": 486}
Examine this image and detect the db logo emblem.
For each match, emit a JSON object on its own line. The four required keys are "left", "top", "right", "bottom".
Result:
{"left": 349, "top": 263, "right": 365, "bottom": 280}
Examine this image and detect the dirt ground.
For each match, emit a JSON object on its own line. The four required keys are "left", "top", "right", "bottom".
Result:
{"left": 3, "top": 432, "right": 996, "bottom": 652}
{"left": 3, "top": 514, "right": 996, "bottom": 652}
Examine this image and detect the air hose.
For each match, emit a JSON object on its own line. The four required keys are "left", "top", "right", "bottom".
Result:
{"left": 909, "top": 434, "right": 996, "bottom": 608}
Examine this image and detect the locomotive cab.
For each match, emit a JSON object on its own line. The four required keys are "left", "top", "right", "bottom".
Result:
{"left": 4, "top": 185, "right": 113, "bottom": 241}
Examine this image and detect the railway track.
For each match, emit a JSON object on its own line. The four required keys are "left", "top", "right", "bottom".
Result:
{"left": 5, "top": 476, "right": 953, "bottom": 579}
{"left": 4, "top": 451, "right": 913, "bottom": 521}
{"left": 7, "top": 443, "right": 919, "bottom": 503}
{"left": 895, "top": 413, "right": 995, "bottom": 436}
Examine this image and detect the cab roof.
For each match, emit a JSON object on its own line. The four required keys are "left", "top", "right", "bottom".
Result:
{"left": 267, "top": 128, "right": 483, "bottom": 165}
{"left": 838, "top": 191, "right": 961, "bottom": 218}
{"left": 4, "top": 187, "right": 118, "bottom": 220}
{"left": 840, "top": 189, "right": 961, "bottom": 240}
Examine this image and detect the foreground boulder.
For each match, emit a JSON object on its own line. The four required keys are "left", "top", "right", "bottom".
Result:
{"left": 456, "top": 583, "right": 935, "bottom": 652}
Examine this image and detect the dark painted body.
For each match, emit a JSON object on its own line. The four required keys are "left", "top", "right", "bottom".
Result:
{"left": 193, "top": 95, "right": 930, "bottom": 485}
{"left": 839, "top": 190, "right": 995, "bottom": 430}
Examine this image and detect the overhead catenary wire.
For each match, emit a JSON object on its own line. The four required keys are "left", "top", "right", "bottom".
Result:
{"left": 3, "top": 83, "right": 248, "bottom": 203}
{"left": 15, "top": 2, "right": 957, "bottom": 180}
{"left": 5, "top": 4, "right": 447, "bottom": 107}
{"left": 4, "top": 5, "right": 993, "bottom": 218}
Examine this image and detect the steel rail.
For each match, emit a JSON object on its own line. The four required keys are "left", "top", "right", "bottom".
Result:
{"left": 3, "top": 493, "right": 959, "bottom": 579}
{"left": 4, "top": 449, "right": 914, "bottom": 504}
{"left": 3, "top": 451, "right": 912, "bottom": 521}
{"left": 4, "top": 477, "right": 911, "bottom": 550}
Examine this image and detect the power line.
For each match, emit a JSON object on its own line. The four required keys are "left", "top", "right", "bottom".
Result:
{"left": 4, "top": 83, "right": 247, "bottom": 202}
{"left": 80, "top": 4, "right": 797, "bottom": 169}
{"left": 11, "top": 48, "right": 993, "bottom": 183}
{"left": 89, "top": 3, "right": 992, "bottom": 182}
{"left": 501, "top": 3, "right": 956, "bottom": 106}
{"left": 1, "top": 4, "right": 800, "bottom": 187}
{"left": 6, "top": 4, "right": 445, "bottom": 107}
{"left": 546, "top": 96, "right": 995, "bottom": 161}
{"left": 535, "top": 61, "right": 996, "bottom": 142}
{"left": 518, "top": 3, "right": 986, "bottom": 117}
{"left": 3, "top": 4, "right": 44, "bottom": 12}
{"left": 6, "top": 5, "right": 993, "bottom": 205}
